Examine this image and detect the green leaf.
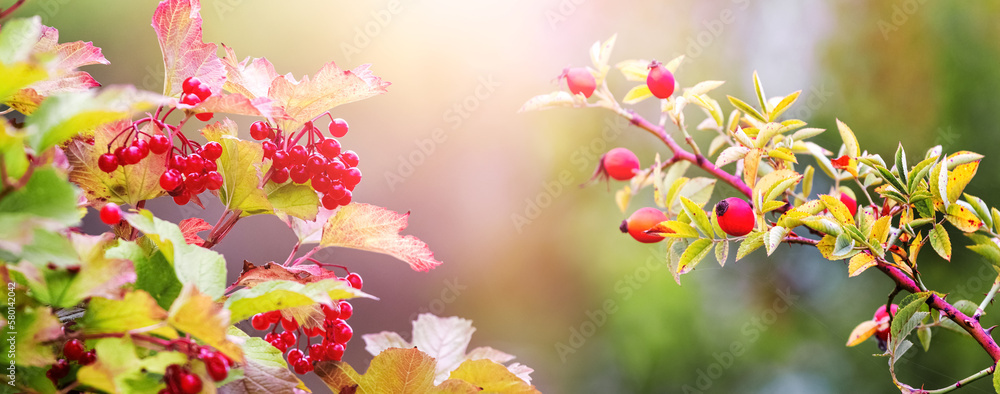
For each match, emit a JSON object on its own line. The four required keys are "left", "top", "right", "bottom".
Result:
{"left": 25, "top": 88, "right": 152, "bottom": 153}
{"left": 768, "top": 91, "right": 801, "bottom": 121}
{"left": 168, "top": 285, "right": 242, "bottom": 362}
{"left": 765, "top": 226, "right": 789, "bottom": 256}
{"left": 65, "top": 120, "right": 169, "bottom": 206}
{"left": 736, "top": 231, "right": 765, "bottom": 261}
{"left": 265, "top": 180, "right": 319, "bottom": 220}
{"left": 752, "top": 71, "right": 767, "bottom": 114}
{"left": 107, "top": 240, "right": 182, "bottom": 310}
{"left": 677, "top": 238, "right": 713, "bottom": 277}
{"left": 801, "top": 216, "right": 843, "bottom": 236}
{"left": 80, "top": 291, "right": 177, "bottom": 338}
{"left": 224, "top": 279, "right": 371, "bottom": 324}
{"left": 790, "top": 127, "right": 824, "bottom": 142}
{"left": 801, "top": 165, "right": 815, "bottom": 197}
{"left": 727, "top": 95, "right": 766, "bottom": 123}
{"left": 203, "top": 119, "right": 272, "bottom": 216}
{"left": 907, "top": 155, "right": 938, "bottom": 194}
{"left": 715, "top": 146, "right": 750, "bottom": 168}
{"left": 715, "top": 241, "right": 729, "bottom": 267}
{"left": 929, "top": 224, "right": 952, "bottom": 261}
{"left": 917, "top": 326, "right": 932, "bottom": 352}
{"left": 836, "top": 119, "right": 859, "bottom": 158}
{"left": 891, "top": 292, "right": 932, "bottom": 342}
{"left": 0, "top": 16, "right": 43, "bottom": 64}
{"left": 679, "top": 197, "right": 712, "bottom": 237}
{"left": 929, "top": 161, "right": 949, "bottom": 209}
{"left": 832, "top": 232, "right": 855, "bottom": 259}
{"left": 873, "top": 165, "right": 907, "bottom": 196}
{"left": 964, "top": 193, "right": 993, "bottom": 230}
{"left": 0, "top": 167, "right": 80, "bottom": 234}
{"left": 123, "top": 210, "right": 227, "bottom": 299}
{"left": 4, "top": 306, "right": 62, "bottom": 368}
{"left": 966, "top": 234, "right": 1000, "bottom": 268}
{"left": 895, "top": 143, "right": 908, "bottom": 188}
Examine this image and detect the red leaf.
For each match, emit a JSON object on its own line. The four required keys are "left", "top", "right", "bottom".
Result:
{"left": 152, "top": 0, "right": 225, "bottom": 96}
{"left": 320, "top": 204, "right": 442, "bottom": 272}
{"left": 831, "top": 154, "right": 851, "bottom": 169}
{"left": 179, "top": 217, "right": 212, "bottom": 246}
{"left": 270, "top": 62, "right": 390, "bottom": 128}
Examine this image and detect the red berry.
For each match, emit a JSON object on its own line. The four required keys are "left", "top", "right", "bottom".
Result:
{"left": 150, "top": 135, "right": 172, "bottom": 154}
{"left": 646, "top": 61, "right": 676, "bottom": 99}
{"left": 270, "top": 338, "right": 288, "bottom": 353}
{"left": 345, "top": 273, "right": 363, "bottom": 290}
{"left": 98, "top": 153, "right": 119, "bottom": 173}
{"left": 337, "top": 189, "right": 353, "bottom": 206}
{"left": 204, "top": 171, "right": 224, "bottom": 190}
{"left": 200, "top": 141, "right": 222, "bottom": 161}
{"left": 270, "top": 167, "right": 289, "bottom": 184}
{"left": 122, "top": 146, "right": 143, "bottom": 164}
{"left": 342, "top": 167, "right": 362, "bottom": 189}
{"left": 185, "top": 172, "right": 204, "bottom": 191}
{"left": 178, "top": 372, "right": 203, "bottom": 394}
{"left": 840, "top": 192, "right": 858, "bottom": 217}
{"left": 287, "top": 348, "right": 304, "bottom": 364}
{"left": 326, "top": 343, "right": 345, "bottom": 361}
{"left": 340, "top": 150, "right": 359, "bottom": 168}
{"left": 306, "top": 155, "right": 327, "bottom": 176}
{"left": 715, "top": 197, "right": 755, "bottom": 237}
{"left": 603, "top": 147, "right": 640, "bottom": 181}
{"left": 280, "top": 331, "right": 297, "bottom": 347}
{"left": 100, "top": 203, "right": 123, "bottom": 225}
{"left": 205, "top": 353, "right": 229, "bottom": 381}
{"left": 272, "top": 150, "right": 290, "bottom": 169}
{"left": 281, "top": 317, "right": 299, "bottom": 331}
{"left": 312, "top": 175, "right": 332, "bottom": 193}
{"left": 333, "top": 321, "right": 353, "bottom": 344}
{"left": 620, "top": 207, "right": 668, "bottom": 243}
{"left": 321, "top": 194, "right": 340, "bottom": 210}
{"left": 292, "top": 358, "right": 309, "bottom": 375}
{"left": 262, "top": 141, "right": 277, "bottom": 159}
{"left": 63, "top": 339, "right": 85, "bottom": 361}
{"left": 288, "top": 145, "right": 308, "bottom": 166}
{"left": 180, "top": 93, "right": 201, "bottom": 106}
{"left": 327, "top": 183, "right": 348, "bottom": 200}
{"left": 265, "top": 310, "right": 283, "bottom": 324}
{"left": 185, "top": 154, "right": 206, "bottom": 173}
{"left": 182, "top": 77, "right": 203, "bottom": 93}
{"left": 174, "top": 192, "right": 191, "bottom": 205}
{"left": 309, "top": 343, "right": 325, "bottom": 360}
{"left": 170, "top": 154, "right": 188, "bottom": 171}
{"left": 303, "top": 325, "right": 324, "bottom": 338}
{"left": 251, "top": 313, "right": 271, "bottom": 330}
{"left": 249, "top": 121, "right": 269, "bottom": 141}
{"left": 195, "top": 112, "right": 214, "bottom": 122}
{"left": 191, "top": 84, "right": 212, "bottom": 101}
{"left": 133, "top": 139, "right": 150, "bottom": 159}
{"left": 289, "top": 165, "right": 310, "bottom": 184}
{"left": 328, "top": 118, "right": 349, "bottom": 138}
{"left": 338, "top": 301, "right": 353, "bottom": 320}
{"left": 325, "top": 159, "right": 347, "bottom": 179}
{"left": 564, "top": 67, "right": 596, "bottom": 98}
{"left": 264, "top": 333, "right": 279, "bottom": 343}
{"left": 46, "top": 358, "right": 70, "bottom": 381}
{"left": 80, "top": 350, "right": 97, "bottom": 366}
{"left": 318, "top": 138, "right": 341, "bottom": 158}
{"left": 322, "top": 303, "right": 341, "bottom": 321}
{"left": 160, "top": 169, "right": 183, "bottom": 191}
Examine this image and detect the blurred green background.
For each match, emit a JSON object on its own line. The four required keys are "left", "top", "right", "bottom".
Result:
{"left": 23, "top": 0, "right": 1000, "bottom": 392}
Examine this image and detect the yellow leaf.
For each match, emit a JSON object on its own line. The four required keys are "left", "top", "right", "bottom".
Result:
{"left": 871, "top": 216, "right": 891, "bottom": 245}
{"left": 320, "top": 203, "right": 444, "bottom": 272}
{"left": 836, "top": 119, "right": 859, "bottom": 158}
{"left": 848, "top": 252, "right": 876, "bottom": 277}
{"left": 946, "top": 159, "right": 980, "bottom": 204}
{"left": 615, "top": 59, "right": 651, "bottom": 81}
{"left": 820, "top": 195, "right": 855, "bottom": 226}
{"left": 448, "top": 359, "right": 540, "bottom": 394}
{"left": 168, "top": 285, "right": 243, "bottom": 362}
{"left": 945, "top": 203, "right": 983, "bottom": 233}
{"left": 743, "top": 148, "right": 763, "bottom": 190}
{"left": 622, "top": 84, "right": 652, "bottom": 104}
{"left": 817, "top": 234, "right": 837, "bottom": 260}
{"left": 615, "top": 185, "right": 631, "bottom": 213}
{"left": 846, "top": 320, "right": 879, "bottom": 347}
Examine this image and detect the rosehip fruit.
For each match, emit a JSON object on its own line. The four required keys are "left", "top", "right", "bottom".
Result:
{"left": 100, "top": 203, "right": 122, "bottom": 225}
{"left": 603, "top": 147, "right": 640, "bottom": 181}
{"left": 715, "top": 197, "right": 755, "bottom": 236}
{"left": 328, "top": 118, "right": 349, "bottom": 138}
{"left": 647, "top": 61, "right": 676, "bottom": 99}
{"left": 840, "top": 192, "right": 858, "bottom": 217}
{"left": 98, "top": 153, "right": 119, "bottom": 173}
{"left": 874, "top": 304, "right": 899, "bottom": 342}
{"left": 564, "top": 67, "right": 596, "bottom": 98}
{"left": 620, "top": 207, "right": 668, "bottom": 243}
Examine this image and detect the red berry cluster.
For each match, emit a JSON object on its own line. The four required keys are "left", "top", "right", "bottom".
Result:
{"left": 159, "top": 140, "right": 224, "bottom": 205}
{"left": 161, "top": 348, "right": 232, "bottom": 394}
{"left": 179, "top": 77, "right": 215, "bottom": 121}
{"left": 254, "top": 118, "right": 361, "bottom": 210}
{"left": 251, "top": 274, "right": 362, "bottom": 374}
{"left": 46, "top": 339, "right": 97, "bottom": 385}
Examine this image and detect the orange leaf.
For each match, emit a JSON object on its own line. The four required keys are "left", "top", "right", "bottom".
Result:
{"left": 178, "top": 218, "right": 212, "bottom": 246}
{"left": 846, "top": 320, "right": 879, "bottom": 347}
{"left": 320, "top": 204, "right": 442, "bottom": 272}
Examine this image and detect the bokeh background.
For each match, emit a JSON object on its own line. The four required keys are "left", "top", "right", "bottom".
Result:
{"left": 26, "top": 0, "right": 1000, "bottom": 392}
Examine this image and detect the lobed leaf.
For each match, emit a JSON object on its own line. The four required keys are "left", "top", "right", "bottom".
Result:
{"left": 320, "top": 203, "right": 443, "bottom": 272}
{"left": 152, "top": 0, "right": 226, "bottom": 97}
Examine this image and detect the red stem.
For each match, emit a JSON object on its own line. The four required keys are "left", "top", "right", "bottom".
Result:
{"left": 0, "top": 0, "right": 25, "bottom": 19}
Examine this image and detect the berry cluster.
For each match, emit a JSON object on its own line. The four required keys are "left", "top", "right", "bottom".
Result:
{"left": 160, "top": 348, "right": 232, "bottom": 394}
{"left": 254, "top": 118, "right": 362, "bottom": 210}
{"left": 179, "top": 77, "right": 215, "bottom": 121}
{"left": 158, "top": 140, "right": 224, "bottom": 205}
{"left": 46, "top": 339, "right": 97, "bottom": 384}
{"left": 251, "top": 273, "right": 363, "bottom": 374}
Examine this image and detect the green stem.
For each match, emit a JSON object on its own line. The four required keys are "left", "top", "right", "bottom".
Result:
{"left": 975, "top": 274, "right": 1000, "bottom": 320}
{"left": 921, "top": 364, "right": 995, "bottom": 394}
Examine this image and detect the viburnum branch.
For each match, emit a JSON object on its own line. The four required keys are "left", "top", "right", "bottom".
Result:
{"left": 975, "top": 273, "right": 1000, "bottom": 321}
{"left": 621, "top": 109, "right": 753, "bottom": 198}
{"left": 919, "top": 364, "right": 996, "bottom": 394}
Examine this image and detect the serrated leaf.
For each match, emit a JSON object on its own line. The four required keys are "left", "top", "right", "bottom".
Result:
{"left": 930, "top": 161, "right": 949, "bottom": 209}
{"left": 4, "top": 306, "right": 61, "bottom": 368}
{"left": 447, "top": 359, "right": 539, "bottom": 394}
{"left": 66, "top": 120, "right": 168, "bottom": 206}
{"left": 615, "top": 59, "right": 651, "bottom": 82}
{"left": 590, "top": 34, "right": 616, "bottom": 77}
{"left": 836, "top": 119, "right": 859, "bottom": 158}
{"left": 708, "top": 135, "right": 729, "bottom": 156}
{"left": 152, "top": 0, "right": 225, "bottom": 97}
{"left": 872, "top": 165, "right": 906, "bottom": 197}
{"left": 622, "top": 84, "right": 653, "bottom": 104}
{"left": 891, "top": 293, "right": 932, "bottom": 342}
{"left": 687, "top": 80, "right": 725, "bottom": 96}
{"left": 123, "top": 210, "right": 226, "bottom": 299}
{"left": 677, "top": 238, "right": 713, "bottom": 276}
{"left": 25, "top": 87, "right": 158, "bottom": 153}
{"left": 224, "top": 278, "right": 370, "bottom": 324}
{"left": 168, "top": 285, "right": 242, "bottom": 362}
{"left": 316, "top": 348, "right": 437, "bottom": 394}
{"left": 964, "top": 194, "right": 992, "bottom": 230}
{"left": 320, "top": 203, "right": 443, "bottom": 272}
{"left": 219, "top": 328, "right": 303, "bottom": 394}
{"left": 907, "top": 155, "right": 938, "bottom": 193}
{"left": 945, "top": 203, "right": 983, "bottom": 233}
{"left": 802, "top": 165, "right": 815, "bottom": 197}
{"left": 270, "top": 62, "right": 390, "bottom": 132}
{"left": 80, "top": 290, "right": 177, "bottom": 338}
{"left": 848, "top": 252, "right": 876, "bottom": 277}
{"left": 752, "top": 71, "right": 767, "bottom": 114}
{"left": 946, "top": 151, "right": 984, "bottom": 170}
{"left": 820, "top": 195, "right": 855, "bottom": 226}
{"left": 715, "top": 241, "right": 729, "bottom": 267}
{"left": 804, "top": 141, "right": 837, "bottom": 179}
{"left": 817, "top": 234, "right": 837, "bottom": 260}
{"left": 846, "top": 320, "right": 879, "bottom": 347}
{"left": 680, "top": 197, "right": 712, "bottom": 237}
{"left": 755, "top": 169, "right": 802, "bottom": 203}
{"left": 107, "top": 240, "right": 181, "bottom": 310}
{"left": 202, "top": 119, "right": 273, "bottom": 216}
{"left": 928, "top": 224, "right": 952, "bottom": 261}
{"left": 790, "top": 127, "right": 824, "bottom": 142}
{"left": 871, "top": 216, "right": 892, "bottom": 245}
{"left": 895, "top": 143, "right": 908, "bottom": 187}
{"left": 736, "top": 231, "right": 765, "bottom": 261}
{"left": 727, "top": 95, "right": 766, "bottom": 123}
{"left": 765, "top": 226, "right": 789, "bottom": 256}
{"left": 715, "top": 146, "right": 750, "bottom": 167}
